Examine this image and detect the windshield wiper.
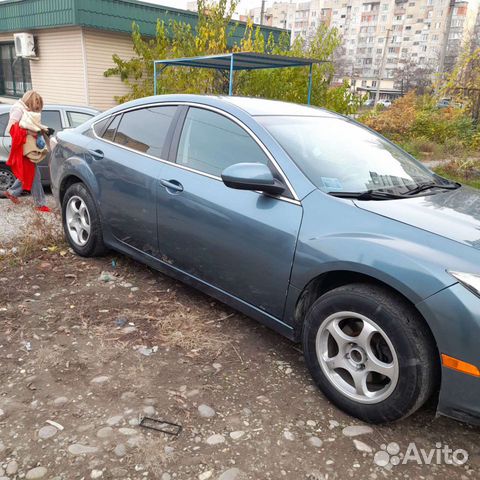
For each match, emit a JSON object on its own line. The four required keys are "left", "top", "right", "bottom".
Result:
{"left": 404, "top": 182, "right": 461, "bottom": 196}
{"left": 328, "top": 190, "right": 407, "bottom": 200}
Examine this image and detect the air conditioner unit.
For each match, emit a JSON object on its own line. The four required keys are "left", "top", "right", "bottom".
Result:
{"left": 13, "top": 33, "right": 36, "bottom": 58}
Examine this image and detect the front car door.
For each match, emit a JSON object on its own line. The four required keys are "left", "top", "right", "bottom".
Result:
{"left": 156, "top": 106, "right": 303, "bottom": 321}
{"left": 0, "top": 107, "right": 63, "bottom": 188}
{"left": 91, "top": 105, "right": 178, "bottom": 255}
{"left": 38, "top": 109, "right": 63, "bottom": 184}
{"left": 0, "top": 112, "right": 9, "bottom": 160}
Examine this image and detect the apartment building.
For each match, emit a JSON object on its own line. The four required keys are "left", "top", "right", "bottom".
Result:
{"left": 240, "top": 2, "right": 298, "bottom": 32}
{"left": 471, "top": 2, "right": 480, "bottom": 48}
{"left": 248, "top": 0, "right": 479, "bottom": 99}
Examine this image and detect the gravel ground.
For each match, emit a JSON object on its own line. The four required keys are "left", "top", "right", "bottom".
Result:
{"left": 0, "top": 194, "right": 57, "bottom": 247}
{"left": 1, "top": 196, "right": 480, "bottom": 480}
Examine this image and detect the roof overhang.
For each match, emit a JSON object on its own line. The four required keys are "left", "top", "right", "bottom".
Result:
{"left": 154, "top": 52, "right": 325, "bottom": 71}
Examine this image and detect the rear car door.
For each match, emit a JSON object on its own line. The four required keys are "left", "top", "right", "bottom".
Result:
{"left": 155, "top": 106, "right": 303, "bottom": 319}
{"left": 65, "top": 110, "right": 95, "bottom": 129}
{"left": 90, "top": 105, "right": 178, "bottom": 255}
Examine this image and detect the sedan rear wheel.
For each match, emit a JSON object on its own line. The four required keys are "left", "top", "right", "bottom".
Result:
{"left": 66, "top": 195, "right": 91, "bottom": 247}
{"left": 303, "top": 283, "right": 439, "bottom": 423}
{"left": 0, "top": 165, "right": 16, "bottom": 193}
{"left": 62, "top": 183, "right": 106, "bottom": 257}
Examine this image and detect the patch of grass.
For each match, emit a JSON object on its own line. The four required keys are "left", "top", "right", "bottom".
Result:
{"left": 124, "top": 306, "right": 232, "bottom": 355}
{"left": 398, "top": 137, "right": 469, "bottom": 161}
{"left": 33, "top": 345, "right": 68, "bottom": 369}
{"left": 0, "top": 204, "right": 65, "bottom": 266}
{"left": 435, "top": 157, "right": 480, "bottom": 189}
{"left": 435, "top": 167, "right": 480, "bottom": 189}
{"left": 128, "top": 437, "right": 170, "bottom": 477}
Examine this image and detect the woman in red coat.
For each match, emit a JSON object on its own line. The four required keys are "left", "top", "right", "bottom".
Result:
{"left": 3, "top": 90, "right": 50, "bottom": 212}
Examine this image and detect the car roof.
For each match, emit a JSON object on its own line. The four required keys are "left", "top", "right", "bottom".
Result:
{"left": 0, "top": 104, "right": 99, "bottom": 114}
{"left": 221, "top": 96, "right": 340, "bottom": 117}
{"left": 104, "top": 94, "right": 342, "bottom": 119}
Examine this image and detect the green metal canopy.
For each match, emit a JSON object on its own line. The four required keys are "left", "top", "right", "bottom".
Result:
{"left": 154, "top": 52, "right": 326, "bottom": 105}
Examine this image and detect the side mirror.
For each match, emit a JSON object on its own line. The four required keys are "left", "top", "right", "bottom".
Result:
{"left": 221, "top": 163, "right": 285, "bottom": 196}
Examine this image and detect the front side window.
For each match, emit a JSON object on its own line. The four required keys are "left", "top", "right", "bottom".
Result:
{"left": 42, "top": 110, "right": 62, "bottom": 133}
{"left": 176, "top": 107, "right": 269, "bottom": 177}
{"left": 114, "top": 106, "right": 176, "bottom": 158}
{"left": 258, "top": 115, "right": 441, "bottom": 194}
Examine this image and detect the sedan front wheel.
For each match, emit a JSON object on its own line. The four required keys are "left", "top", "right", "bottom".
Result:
{"left": 302, "top": 283, "right": 439, "bottom": 423}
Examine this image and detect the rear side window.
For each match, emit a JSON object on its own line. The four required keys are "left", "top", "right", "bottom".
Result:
{"left": 93, "top": 117, "right": 111, "bottom": 137}
{"left": 42, "top": 110, "right": 62, "bottom": 133}
{"left": 114, "top": 106, "right": 177, "bottom": 158}
{"left": 0, "top": 113, "right": 8, "bottom": 135}
{"left": 67, "top": 111, "right": 94, "bottom": 128}
{"left": 103, "top": 115, "right": 121, "bottom": 142}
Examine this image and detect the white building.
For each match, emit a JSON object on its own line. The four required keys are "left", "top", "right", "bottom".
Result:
{"left": 247, "top": 0, "right": 479, "bottom": 98}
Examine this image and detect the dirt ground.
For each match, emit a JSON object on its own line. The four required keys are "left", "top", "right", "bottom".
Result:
{"left": 1, "top": 196, "right": 480, "bottom": 480}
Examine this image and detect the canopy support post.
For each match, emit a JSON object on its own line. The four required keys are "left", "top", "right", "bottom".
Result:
{"left": 154, "top": 62, "right": 157, "bottom": 96}
{"left": 307, "top": 63, "right": 313, "bottom": 105}
{"left": 154, "top": 64, "right": 168, "bottom": 95}
{"left": 228, "top": 54, "right": 234, "bottom": 96}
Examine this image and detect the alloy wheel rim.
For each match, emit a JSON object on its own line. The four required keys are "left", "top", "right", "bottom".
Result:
{"left": 0, "top": 169, "right": 15, "bottom": 191}
{"left": 66, "top": 195, "right": 91, "bottom": 246}
{"left": 316, "top": 311, "right": 399, "bottom": 404}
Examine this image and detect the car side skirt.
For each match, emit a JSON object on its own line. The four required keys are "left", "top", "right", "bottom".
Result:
{"left": 107, "top": 237, "right": 296, "bottom": 340}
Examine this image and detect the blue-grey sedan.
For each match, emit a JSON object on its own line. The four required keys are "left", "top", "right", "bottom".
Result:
{"left": 50, "top": 95, "right": 480, "bottom": 425}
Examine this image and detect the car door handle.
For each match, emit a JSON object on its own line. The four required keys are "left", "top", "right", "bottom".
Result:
{"left": 88, "top": 149, "right": 104, "bottom": 160}
{"left": 160, "top": 179, "right": 184, "bottom": 193}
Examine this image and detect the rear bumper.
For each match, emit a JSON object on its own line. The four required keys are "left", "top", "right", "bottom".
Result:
{"left": 417, "top": 283, "right": 480, "bottom": 425}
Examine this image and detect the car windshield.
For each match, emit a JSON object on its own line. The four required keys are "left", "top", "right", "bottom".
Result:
{"left": 258, "top": 115, "right": 446, "bottom": 195}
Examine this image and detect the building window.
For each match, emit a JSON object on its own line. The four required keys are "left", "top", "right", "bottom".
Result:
{"left": 0, "top": 43, "right": 32, "bottom": 97}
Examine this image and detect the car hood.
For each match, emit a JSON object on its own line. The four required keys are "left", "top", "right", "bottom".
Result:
{"left": 354, "top": 186, "right": 480, "bottom": 249}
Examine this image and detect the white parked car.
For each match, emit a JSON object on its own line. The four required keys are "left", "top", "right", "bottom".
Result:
{"left": 0, "top": 104, "right": 99, "bottom": 193}
{"left": 377, "top": 99, "right": 392, "bottom": 108}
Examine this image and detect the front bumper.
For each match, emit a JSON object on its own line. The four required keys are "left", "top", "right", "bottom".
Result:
{"left": 417, "top": 283, "right": 480, "bottom": 425}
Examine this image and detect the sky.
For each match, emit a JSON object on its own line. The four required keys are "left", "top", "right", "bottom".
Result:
{"left": 142, "top": 0, "right": 273, "bottom": 14}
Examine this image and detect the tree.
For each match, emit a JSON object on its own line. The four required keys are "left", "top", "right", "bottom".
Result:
{"left": 104, "top": 0, "right": 238, "bottom": 102}
{"left": 440, "top": 44, "right": 480, "bottom": 122}
{"left": 104, "top": 0, "right": 360, "bottom": 114}
{"left": 393, "top": 60, "right": 434, "bottom": 95}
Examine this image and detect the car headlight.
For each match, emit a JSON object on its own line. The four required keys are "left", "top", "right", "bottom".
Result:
{"left": 449, "top": 271, "right": 480, "bottom": 298}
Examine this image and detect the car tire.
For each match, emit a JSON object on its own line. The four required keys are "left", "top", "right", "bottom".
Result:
{"left": 302, "top": 283, "right": 438, "bottom": 423}
{"left": 0, "top": 165, "right": 16, "bottom": 193}
{"left": 62, "top": 182, "right": 106, "bottom": 257}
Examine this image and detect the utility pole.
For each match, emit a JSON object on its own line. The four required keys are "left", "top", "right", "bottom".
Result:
{"left": 438, "top": 0, "right": 456, "bottom": 76}
{"left": 375, "top": 28, "right": 391, "bottom": 105}
{"left": 260, "top": 0, "right": 266, "bottom": 25}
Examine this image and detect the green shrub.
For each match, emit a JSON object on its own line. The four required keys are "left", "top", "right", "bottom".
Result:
{"left": 362, "top": 92, "right": 479, "bottom": 159}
